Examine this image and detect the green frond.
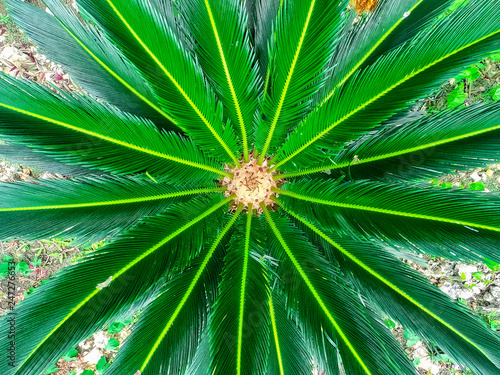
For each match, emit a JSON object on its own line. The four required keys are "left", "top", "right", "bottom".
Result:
{"left": 278, "top": 179, "right": 500, "bottom": 262}
{"left": 209, "top": 209, "right": 270, "bottom": 375}
{"left": 106, "top": 208, "right": 242, "bottom": 375}
{"left": 278, "top": 201, "right": 500, "bottom": 373}
{"left": 180, "top": 0, "right": 262, "bottom": 161}
{"left": 320, "top": 0, "right": 454, "bottom": 103}
{"left": 0, "top": 75, "right": 226, "bottom": 183}
{"left": 281, "top": 102, "right": 500, "bottom": 180}
{"left": 7, "top": 0, "right": 175, "bottom": 129}
{"left": 1, "top": 1, "right": 500, "bottom": 374}
{"left": 0, "top": 175, "right": 222, "bottom": 242}
{"left": 0, "top": 195, "right": 232, "bottom": 375}
{"left": 185, "top": 332, "right": 212, "bottom": 375}
{"left": 272, "top": 0, "right": 500, "bottom": 170}
{"left": 262, "top": 210, "right": 415, "bottom": 375}
{"left": 254, "top": 0, "right": 347, "bottom": 160}
{"left": 245, "top": 0, "right": 282, "bottom": 82}
{"left": 73, "top": 0, "right": 241, "bottom": 164}
{"left": 266, "top": 291, "right": 313, "bottom": 375}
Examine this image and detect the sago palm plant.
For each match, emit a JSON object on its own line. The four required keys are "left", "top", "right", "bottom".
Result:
{"left": 1, "top": 0, "right": 500, "bottom": 374}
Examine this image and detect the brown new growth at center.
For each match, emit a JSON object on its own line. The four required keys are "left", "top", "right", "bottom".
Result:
{"left": 222, "top": 156, "right": 283, "bottom": 213}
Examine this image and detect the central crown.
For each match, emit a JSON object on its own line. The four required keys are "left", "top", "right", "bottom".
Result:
{"left": 222, "top": 156, "right": 280, "bottom": 211}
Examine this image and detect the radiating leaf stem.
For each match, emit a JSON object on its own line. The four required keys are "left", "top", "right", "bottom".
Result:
{"left": 261, "top": 203, "right": 372, "bottom": 375}
{"left": 276, "top": 123, "right": 500, "bottom": 179}
{"left": 20, "top": 195, "right": 236, "bottom": 371}
{"left": 237, "top": 204, "right": 252, "bottom": 375}
{"left": 320, "top": 0, "right": 426, "bottom": 105}
{"left": 0, "top": 101, "right": 231, "bottom": 178}
{"left": 58, "top": 23, "right": 180, "bottom": 128}
{"left": 0, "top": 187, "right": 227, "bottom": 212}
{"left": 203, "top": 0, "right": 250, "bottom": 162}
{"left": 141, "top": 202, "right": 243, "bottom": 372}
{"left": 105, "top": 0, "right": 242, "bottom": 167}
{"left": 274, "top": 198, "right": 491, "bottom": 360}
{"left": 269, "top": 28, "right": 500, "bottom": 171}
{"left": 268, "top": 292, "right": 285, "bottom": 375}
{"left": 258, "top": 0, "right": 317, "bottom": 164}
{"left": 274, "top": 187, "right": 500, "bottom": 232}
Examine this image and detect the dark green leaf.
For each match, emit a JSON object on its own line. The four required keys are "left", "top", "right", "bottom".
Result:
{"left": 0, "top": 175, "right": 221, "bottom": 242}
{"left": 0, "top": 74, "right": 224, "bottom": 184}
{"left": 279, "top": 179, "right": 500, "bottom": 262}
{"left": 74, "top": 0, "right": 241, "bottom": 164}
{"left": 62, "top": 349, "right": 78, "bottom": 362}
{"left": 274, "top": 0, "right": 500, "bottom": 170}
{"left": 0, "top": 195, "right": 230, "bottom": 375}
{"left": 254, "top": 0, "right": 347, "bottom": 158}
{"left": 282, "top": 103, "right": 500, "bottom": 182}
{"left": 179, "top": 0, "right": 262, "bottom": 159}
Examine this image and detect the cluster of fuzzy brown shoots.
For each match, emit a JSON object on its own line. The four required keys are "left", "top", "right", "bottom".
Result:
{"left": 221, "top": 156, "right": 283, "bottom": 214}
{"left": 349, "top": 0, "right": 379, "bottom": 14}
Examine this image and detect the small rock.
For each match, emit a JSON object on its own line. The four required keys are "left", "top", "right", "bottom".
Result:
{"left": 83, "top": 348, "right": 102, "bottom": 364}
{"left": 79, "top": 340, "right": 91, "bottom": 350}
{"left": 93, "top": 331, "right": 109, "bottom": 349}
{"left": 455, "top": 264, "right": 477, "bottom": 281}
{"left": 471, "top": 286, "right": 481, "bottom": 295}
{"left": 441, "top": 262, "right": 455, "bottom": 275}
{"left": 417, "top": 357, "right": 435, "bottom": 373}
{"left": 456, "top": 289, "right": 474, "bottom": 300}
{"left": 489, "top": 286, "right": 500, "bottom": 301}
{"left": 470, "top": 171, "right": 482, "bottom": 182}
{"left": 0, "top": 46, "right": 17, "bottom": 60}
{"left": 484, "top": 292, "right": 495, "bottom": 303}
{"left": 440, "top": 282, "right": 459, "bottom": 299}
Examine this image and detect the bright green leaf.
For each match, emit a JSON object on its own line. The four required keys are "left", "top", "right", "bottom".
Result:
{"left": 489, "top": 86, "right": 500, "bottom": 101}
{"left": 403, "top": 330, "right": 421, "bottom": 347}
{"left": 97, "top": 356, "right": 107, "bottom": 371}
{"left": 384, "top": 318, "right": 396, "bottom": 329}
{"left": 447, "top": 83, "right": 467, "bottom": 108}
{"left": 456, "top": 67, "right": 480, "bottom": 82}
{"left": 489, "top": 52, "right": 500, "bottom": 61}
{"left": 45, "top": 365, "right": 58, "bottom": 374}
{"left": 469, "top": 181, "right": 485, "bottom": 191}
{"left": 104, "top": 338, "right": 119, "bottom": 351}
{"left": 472, "top": 271, "right": 483, "bottom": 281}
{"left": 107, "top": 322, "right": 125, "bottom": 334}
{"left": 63, "top": 348, "right": 78, "bottom": 362}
